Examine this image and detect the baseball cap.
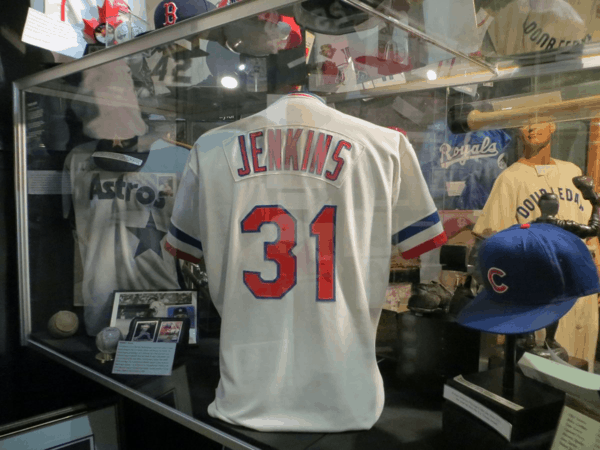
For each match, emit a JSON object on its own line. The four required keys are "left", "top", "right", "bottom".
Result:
{"left": 294, "top": 0, "right": 381, "bottom": 35}
{"left": 154, "top": 0, "right": 214, "bottom": 29}
{"left": 456, "top": 222, "right": 600, "bottom": 334}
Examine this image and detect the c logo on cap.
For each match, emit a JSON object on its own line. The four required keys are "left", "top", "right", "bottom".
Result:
{"left": 488, "top": 267, "right": 508, "bottom": 293}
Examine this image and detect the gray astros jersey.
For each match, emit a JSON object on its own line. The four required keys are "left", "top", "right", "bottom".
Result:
{"left": 64, "top": 139, "right": 189, "bottom": 336}
{"left": 166, "top": 92, "right": 446, "bottom": 432}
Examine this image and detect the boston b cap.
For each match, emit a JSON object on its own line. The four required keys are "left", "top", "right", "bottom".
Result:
{"left": 154, "top": 0, "right": 214, "bottom": 29}
{"left": 456, "top": 222, "right": 600, "bottom": 334}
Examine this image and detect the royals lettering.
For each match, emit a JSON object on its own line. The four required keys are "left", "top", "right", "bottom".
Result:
{"left": 439, "top": 136, "right": 499, "bottom": 168}
{"left": 235, "top": 128, "right": 353, "bottom": 182}
{"left": 89, "top": 174, "right": 166, "bottom": 209}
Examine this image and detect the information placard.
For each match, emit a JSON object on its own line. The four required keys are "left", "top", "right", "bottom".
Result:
{"left": 112, "top": 341, "right": 176, "bottom": 376}
{"left": 551, "top": 406, "right": 600, "bottom": 449}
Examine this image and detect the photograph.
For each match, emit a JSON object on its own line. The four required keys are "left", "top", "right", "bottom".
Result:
{"left": 167, "top": 305, "right": 196, "bottom": 328}
{"left": 156, "top": 321, "right": 183, "bottom": 343}
{"left": 132, "top": 321, "right": 158, "bottom": 341}
{"left": 110, "top": 290, "right": 198, "bottom": 343}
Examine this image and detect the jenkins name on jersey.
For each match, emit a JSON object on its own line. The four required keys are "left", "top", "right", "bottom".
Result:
{"left": 166, "top": 92, "right": 446, "bottom": 432}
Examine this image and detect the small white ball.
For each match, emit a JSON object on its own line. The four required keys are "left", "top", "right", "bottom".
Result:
{"left": 48, "top": 311, "right": 79, "bottom": 338}
{"left": 96, "top": 327, "right": 123, "bottom": 354}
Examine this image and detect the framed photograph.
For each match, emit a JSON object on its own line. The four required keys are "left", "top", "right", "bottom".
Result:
{"left": 125, "top": 317, "right": 190, "bottom": 345}
{"left": 131, "top": 320, "right": 158, "bottom": 341}
{"left": 110, "top": 290, "right": 198, "bottom": 343}
{"left": 0, "top": 404, "right": 120, "bottom": 450}
{"left": 156, "top": 320, "right": 184, "bottom": 343}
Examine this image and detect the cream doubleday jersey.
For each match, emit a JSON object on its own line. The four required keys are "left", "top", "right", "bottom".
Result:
{"left": 486, "top": 0, "right": 589, "bottom": 56}
{"left": 64, "top": 139, "right": 189, "bottom": 336}
{"left": 473, "top": 158, "right": 590, "bottom": 236}
{"left": 166, "top": 92, "right": 446, "bottom": 432}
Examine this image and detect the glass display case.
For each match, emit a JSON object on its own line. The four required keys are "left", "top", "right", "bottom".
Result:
{"left": 14, "top": 0, "right": 600, "bottom": 448}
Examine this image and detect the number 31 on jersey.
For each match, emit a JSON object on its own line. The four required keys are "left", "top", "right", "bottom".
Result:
{"left": 241, "top": 205, "right": 336, "bottom": 302}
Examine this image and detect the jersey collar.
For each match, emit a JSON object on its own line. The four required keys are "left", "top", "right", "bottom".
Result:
{"left": 517, "top": 157, "right": 556, "bottom": 167}
{"left": 286, "top": 91, "right": 326, "bottom": 105}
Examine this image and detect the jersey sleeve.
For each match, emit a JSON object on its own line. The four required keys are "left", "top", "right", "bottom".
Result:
{"left": 166, "top": 149, "right": 204, "bottom": 263}
{"left": 472, "top": 170, "right": 517, "bottom": 237}
{"left": 392, "top": 136, "right": 447, "bottom": 259}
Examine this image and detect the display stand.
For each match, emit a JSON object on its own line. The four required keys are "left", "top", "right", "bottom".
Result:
{"left": 442, "top": 335, "right": 565, "bottom": 449}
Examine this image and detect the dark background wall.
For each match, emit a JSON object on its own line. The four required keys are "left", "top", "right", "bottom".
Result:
{"left": 0, "top": 0, "right": 28, "bottom": 358}
{"left": 0, "top": 5, "right": 221, "bottom": 448}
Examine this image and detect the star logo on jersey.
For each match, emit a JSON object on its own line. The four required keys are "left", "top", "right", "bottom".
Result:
{"left": 127, "top": 213, "right": 167, "bottom": 258}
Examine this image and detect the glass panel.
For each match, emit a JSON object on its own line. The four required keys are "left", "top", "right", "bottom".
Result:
{"left": 18, "top": 0, "right": 600, "bottom": 446}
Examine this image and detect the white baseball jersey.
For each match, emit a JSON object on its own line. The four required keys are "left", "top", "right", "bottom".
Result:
{"left": 44, "top": 0, "right": 98, "bottom": 25}
{"left": 486, "top": 0, "right": 589, "bottom": 56}
{"left": 473, "top": 158, "right": 590, "bottom": 236}
{"left": 64, "top": 139, "right": 189, "bottom": 336}
{"left": 166, "top": 92, "right": 446, "bottom": 432}
{"left": 145, "top": 43, "right": 212, "bottom": 93}
{"left": 72, "top": 60, "right": 148, "bottom": 140}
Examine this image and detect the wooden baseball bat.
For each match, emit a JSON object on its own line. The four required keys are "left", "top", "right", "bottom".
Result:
{"left": 449, "top": 94, "right": 600, "bottom": 133}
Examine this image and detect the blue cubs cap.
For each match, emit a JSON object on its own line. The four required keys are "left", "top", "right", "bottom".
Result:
{"left": 456, "top": 222, "right": 600, "bottom": 334}
{"left": 154, "top": 0, "right": 214, "bottom": 29}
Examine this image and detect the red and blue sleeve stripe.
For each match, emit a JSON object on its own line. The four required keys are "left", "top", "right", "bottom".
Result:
{"left": 165, "top": 224, "right": 203, "bottom": 264}
{"left": 393, "top": 211, "right": 447, "bottom": 259}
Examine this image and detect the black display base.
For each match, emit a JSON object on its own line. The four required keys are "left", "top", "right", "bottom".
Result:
{"left": 443, "top": 401, "right": 556, "bottom": 450}
{"left": 395, "top": 313, "right": 480, "bottom": 394}
{"left": 443, "top": 369, "right": 564, "bottom": 446}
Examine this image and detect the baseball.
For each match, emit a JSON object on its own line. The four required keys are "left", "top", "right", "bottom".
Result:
{"left": 96, "top": 327, "right": 123, "bottom": 355}
{"left": 47, "top": 311, "right": 79, "bottom": 338}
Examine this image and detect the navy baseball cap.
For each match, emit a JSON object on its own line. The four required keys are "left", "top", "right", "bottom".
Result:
{"left": 456, "top": 222, "right": 600, "bottom": 334}
{"left": 154, "top": 0, "right": 214, "bottom": 29}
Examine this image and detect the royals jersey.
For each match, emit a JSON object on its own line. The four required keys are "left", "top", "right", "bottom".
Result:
{"left": 419, "top": 120, "right": 512, "bottom": 210}
{"left": 166, "top": 92, "right": 446, "bottom": 432}
{"left": 64, "top": 139, "right": 189, "bottom": 335}
{"left": 473, "top": 158, "right": 590, "bottom": 236}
